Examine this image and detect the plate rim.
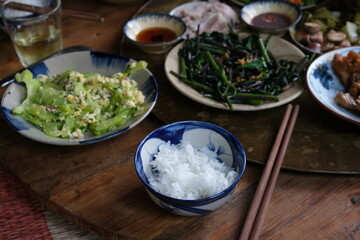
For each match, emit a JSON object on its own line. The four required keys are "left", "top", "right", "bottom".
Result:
{"left": 169, "top": 1, "right": 204, "bottom": 16}
{"left": 164, "top": 33, "right": 305, "bottom": 111}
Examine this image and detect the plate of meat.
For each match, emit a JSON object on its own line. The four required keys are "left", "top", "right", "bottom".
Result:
{"left": 306, "top": 46, "right": 360, "bottom": 125}
{"left": 169, "top": 1, "right": 240, "bottom": 38}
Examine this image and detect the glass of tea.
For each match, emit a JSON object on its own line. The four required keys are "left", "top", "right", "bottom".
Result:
{"left": 1, "top": 0, "right": 63, "bottom": 67}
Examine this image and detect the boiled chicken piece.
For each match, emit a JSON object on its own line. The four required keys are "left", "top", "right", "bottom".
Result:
{"left": 191, "top": 13, "right": 230, "bottom": 35}
{"left": 212, "top": 2, "right": 238, "bottom": 25}
{"left": 172, "top": 2, "right": 239, "bottom": 38}
{"left": 177, "top": 2, "right": 210, "bottom": 20}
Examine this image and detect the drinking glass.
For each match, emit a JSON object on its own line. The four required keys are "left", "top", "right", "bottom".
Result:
{"left": 1, "top": 0, "right": 63, "bottom": 67}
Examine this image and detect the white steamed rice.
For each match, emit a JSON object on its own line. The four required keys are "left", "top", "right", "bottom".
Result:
{"left": 148, "top": 140, "right": 238, "bottom": 200}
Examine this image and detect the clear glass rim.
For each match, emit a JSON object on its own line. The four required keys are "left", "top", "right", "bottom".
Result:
{"left": 0, "top": 0, "right": 61, "bottom": 22}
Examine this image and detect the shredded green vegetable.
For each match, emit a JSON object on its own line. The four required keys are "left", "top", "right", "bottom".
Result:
{"left": 171, "top": 31, "right": 313, "bottom": 110}
{"left": 13, "top": 61, "right": 148, "bottom": 138}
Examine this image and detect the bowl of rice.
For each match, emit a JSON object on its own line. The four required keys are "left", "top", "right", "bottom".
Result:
{"left": 134, "top": 121, "right": 246, "bottom": 216}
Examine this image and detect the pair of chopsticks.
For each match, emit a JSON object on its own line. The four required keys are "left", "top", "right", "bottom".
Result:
{"left": 239, "top": 104, "right": 300, "bottom": 240}
{"left": 0, "top": 0, "right": 104, "bottom": 23}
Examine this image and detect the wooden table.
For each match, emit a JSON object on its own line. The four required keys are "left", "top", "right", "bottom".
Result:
{"left": 1, "top": 0, "right": 360, "bottom": 239}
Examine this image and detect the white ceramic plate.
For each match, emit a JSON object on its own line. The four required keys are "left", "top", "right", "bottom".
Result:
{"left": 1, "top": 51, "right": 158, "bottom": 145}
{"left": 164, "top": 34, "right": 305, "bottom": 111}
{"left": 306, "top": 47, "right": 360, "bottom": 125}
{"left": 169, "top": 1, "right": 202, "bottom": 16}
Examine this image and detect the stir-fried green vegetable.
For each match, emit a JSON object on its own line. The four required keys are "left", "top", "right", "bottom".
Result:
{"left": 171, "top": 31, "right": 313, "bottom": 110}
{"left": 13, "top": 61, "right": 147, "bottom": 138}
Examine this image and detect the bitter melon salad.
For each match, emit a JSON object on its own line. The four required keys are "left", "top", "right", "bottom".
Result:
{"left": 13, "top": 61, "right": 147, "bottom": 139}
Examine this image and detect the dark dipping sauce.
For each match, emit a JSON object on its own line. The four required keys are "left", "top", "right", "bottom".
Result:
{"left": 251, "top": 13, "right": 291, "bottom": 29}
{"left": 136, "top": 27, "right": 177, "bottom": 43}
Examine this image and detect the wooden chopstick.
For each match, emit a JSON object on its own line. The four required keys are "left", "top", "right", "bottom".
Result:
{"left": 239, "top": 104, "right": 300, "bottom": 240}
{"left": 0, "top": 0, "right": 104, "bottom": 23}
{"left": 61, "top": 9, "right": 104, "bottom": 23}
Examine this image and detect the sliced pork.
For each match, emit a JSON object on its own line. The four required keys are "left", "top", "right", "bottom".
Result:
{"left": 172, "top": 2, "right": 239, "bottom": 38}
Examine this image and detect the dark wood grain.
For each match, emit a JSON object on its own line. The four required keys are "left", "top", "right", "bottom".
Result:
{"left": 119, "top": 0, "right": 360, "bottom": 174}
{"left": 1, "top": 0, "right": 360, "bottom": 239}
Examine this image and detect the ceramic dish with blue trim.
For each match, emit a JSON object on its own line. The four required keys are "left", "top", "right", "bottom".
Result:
{"left": 123, "top": 13, "right": 186, "bottom": 54}
{"left": 1, "top": 51, "right": 158, "bottom": 145}
{"left": 306, "top": 46, "right": 360, "bottom": 125}
{"left": 134, "top": 121, "right": 246, "bottom": 216}
{"left": 240, "top": 0, "right": 302, "bottom": 36}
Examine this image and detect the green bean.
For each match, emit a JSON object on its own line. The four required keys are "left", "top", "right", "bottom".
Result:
{"left": 232, "top": 92, "right": 279, "bottom": 102}
{"left": 204, "top": 50, "right": 233, "bottom": 88}
{"left": 179, "top": 56, "right": 187, "bottom": 78}
{"left": 257, "top": 37, "right": 271, "bottom": 65}
{"left": 170, "top": 70, "right": 214, "bottom": 93}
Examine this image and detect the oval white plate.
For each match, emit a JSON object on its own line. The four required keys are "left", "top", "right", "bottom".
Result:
{"left": 165, "top": 34, "right": 305, "bottom": 111}
{"left": 1, "top": 51, "right": 158, "bottom": 145}
{"left": 306, "top": 46, "right": 360, "bottom": 125}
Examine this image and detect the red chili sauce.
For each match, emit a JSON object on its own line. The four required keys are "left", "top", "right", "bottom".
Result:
{"left": 251, "top": 13, "right": 291, "bottom": 29}
{"left": 136, "top": 27, "right": 177, "bottom": 43}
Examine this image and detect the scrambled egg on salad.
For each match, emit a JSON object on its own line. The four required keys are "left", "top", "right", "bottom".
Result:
{"left": 13, "top": 61, "right": 147, "bottom": 138}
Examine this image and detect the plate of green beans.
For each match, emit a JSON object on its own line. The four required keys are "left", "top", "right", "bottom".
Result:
{"left": 165, "top": 31, "right": 313, "bottom": 111}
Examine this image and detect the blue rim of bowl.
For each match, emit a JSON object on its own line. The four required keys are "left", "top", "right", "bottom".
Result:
{"left": 240, "top": 0, "right": 303, "bottom": 32}
{"left": 134, "top": 120, "right": 247, "bottom": 205}
{"left": 123, "top": 13, "right": 187, "bottom": 47}
{"left": 0, "top": 0, "right": 60, "bottom": 22}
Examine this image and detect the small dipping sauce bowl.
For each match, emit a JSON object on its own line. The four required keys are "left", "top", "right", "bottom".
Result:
{"left": 124, "top": 13, "right": 186, "bottom": 54}
{"left": 240, "top": 0, "right": 302, "bottom": 36}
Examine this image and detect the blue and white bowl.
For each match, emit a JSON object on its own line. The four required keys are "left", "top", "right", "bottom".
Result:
{"left": 1, "top": 50, "right": 158, "bottom": 145}
{"left": 306, "top": 46, "right": 360, "bottom": 125}
{"left": 240, "top": 0, "right": 302, "bottom": 35}
{"left": 123, "top": 13, "right": 186, "bottom": 54}
{"left": 135, "top": 121, "right": 246, "bottom": 216}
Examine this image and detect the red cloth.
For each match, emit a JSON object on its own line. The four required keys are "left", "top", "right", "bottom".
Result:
{"left": 0, "top": 165, "right": 52, "bottom": 239}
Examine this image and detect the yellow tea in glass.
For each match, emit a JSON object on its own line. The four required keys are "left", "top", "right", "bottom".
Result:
{"left": 1, "top": 0, "right": 63, "bottom": 67}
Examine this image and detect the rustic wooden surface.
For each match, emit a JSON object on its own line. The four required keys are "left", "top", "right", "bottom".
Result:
{"left": 120, "top": 0, "right": 360, "bottom": 174}
{"left": 1, "top": 0, "right": 360, "bottom": 239}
